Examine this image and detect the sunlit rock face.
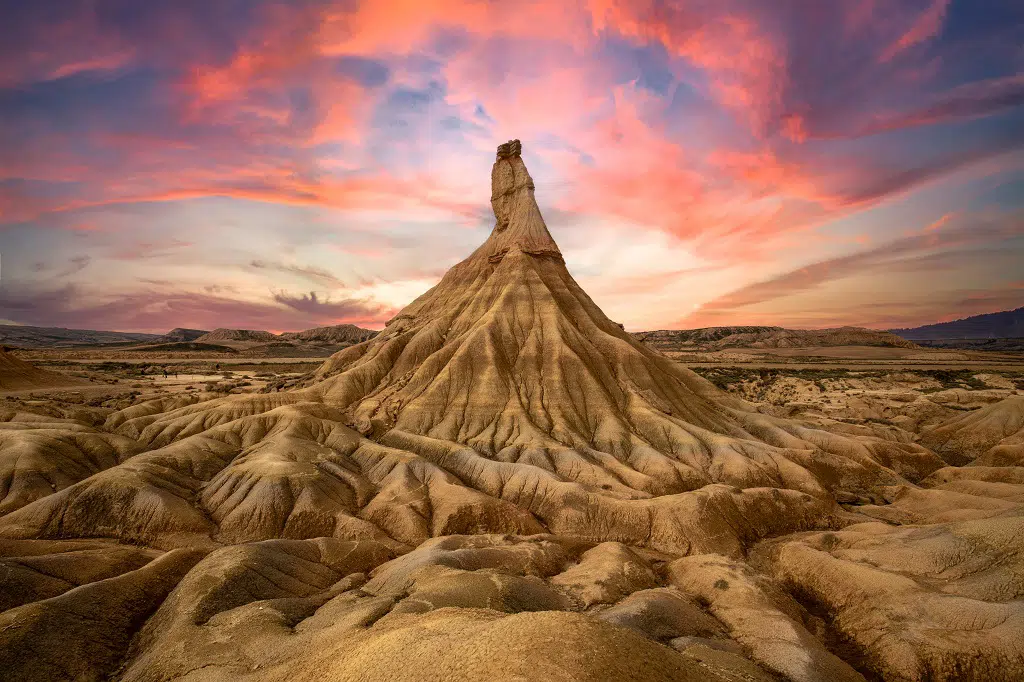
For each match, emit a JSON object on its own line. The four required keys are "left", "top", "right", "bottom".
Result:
{"left": 1, "top": 142, "right": 1022, "bottom": 682}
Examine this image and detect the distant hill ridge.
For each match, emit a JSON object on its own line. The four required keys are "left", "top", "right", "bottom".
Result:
{"left": 0, "top": 322, "right": 378, "bottom": 349}
{"left": 155, "top": 328, "right": 209, "bottom": 343}
{"left": 0, "top": 324, "right": 158, "bottom": 348}
{"left": 194, "top": 328, "right": 279, "bottom": 343}
{"left": 635, "top": 326, "right": 918, "bottom": 350}
{"left": 280, "top": 324, "right": 378, "bottom": 344}
{"left": 891, "top": 307, "right": 1024, "bottom": 340}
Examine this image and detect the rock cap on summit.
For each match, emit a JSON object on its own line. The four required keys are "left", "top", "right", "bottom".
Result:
{"left": 486, "top": 139, "right": 561, "bottom": 261}
{"left": 496, "top": 139, "right": 522, "bottom": 159}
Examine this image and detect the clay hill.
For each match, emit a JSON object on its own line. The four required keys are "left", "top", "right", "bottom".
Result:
{"left": 637, "top": 325, "right": 918, "bottom": 351}
{"left": 280, "top": 323, "right": 379, "bottom": 344}
{"left": 193, "top": 328, "right": 279, "bottom": 343}
{"left": 194, "top": 325, "right": 377, "bottom": 346}
{"left": 0, "top": 348, "right": 86, "bottom": 390}
{"left": 154, "top": 327, "right": 209, "bottom": 343}
{"left": 1, "top": 141, "right": 1023, "bottom": 681}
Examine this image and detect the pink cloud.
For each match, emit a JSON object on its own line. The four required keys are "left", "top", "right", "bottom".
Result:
{"left": 46, "top": 50, "right": 135, "bottom": 80}
{"left": 878, "top": 0, "right": 950, "bottom": 63}
{"left": 588, "top": 1, "right": 788, "bottom": 136}
{"left": 317, "top": 0, "right": 594, "bottom": 55}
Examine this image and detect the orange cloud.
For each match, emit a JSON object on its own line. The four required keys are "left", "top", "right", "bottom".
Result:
{"left": 27, "top": 167, "right": 480, "bottom": 225}
{"left": 317, "top": 0, "right": 593, "bottom": 55}
{"left": 923, "top": 213, "right": 953, "bottom": 232}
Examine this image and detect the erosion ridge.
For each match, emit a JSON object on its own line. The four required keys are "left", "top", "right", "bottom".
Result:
{"left": 1, "top": 141, "right": 1022, "bottom": 681}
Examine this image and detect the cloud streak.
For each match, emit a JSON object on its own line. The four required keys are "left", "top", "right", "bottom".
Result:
{"left": 689, "top": 212, "right": 1024, "bottom": 324}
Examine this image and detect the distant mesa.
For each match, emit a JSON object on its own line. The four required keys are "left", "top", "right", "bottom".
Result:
{"left": 280, "top": 323, "right": 378, "bottom": 345}
{"left": 154, "top": 328, "right": 209, "bottom": 343}
{"left": 193, "top": 328, "right": 280, "bottom": 344}
{"left": 636, "top": 325, "right": 918, "bottom": 351}
{"left": 0, "top": 323, "right": 379, "bottom": 354}
{"left": 192, "top": 325, "right": 378, "bottom": 348}
{"left": 0, "top": 324, "right": 158, "bottom": 348}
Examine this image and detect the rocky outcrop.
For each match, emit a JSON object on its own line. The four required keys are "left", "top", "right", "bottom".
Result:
{"left": 194, "top": 328, "right": 279, "bottom": 343}
{"left": 280, "top": 324, "right": 378, "bottom": 344}
{"left": 154, "top": 328, "right": 209, "bottom": 343}
{"left": 495, "top": 138, "right": 522, "bottom": 160}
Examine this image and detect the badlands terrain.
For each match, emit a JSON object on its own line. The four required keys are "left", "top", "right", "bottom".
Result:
{"left": 1, "top": 142, "right": 1023, "bottom": 681}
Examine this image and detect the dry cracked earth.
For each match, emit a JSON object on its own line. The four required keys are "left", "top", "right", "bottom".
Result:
{"left": 2, "top": 143, "right": 1023, "bottom": 682}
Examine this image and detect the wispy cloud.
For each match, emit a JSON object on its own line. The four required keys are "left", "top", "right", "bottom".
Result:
{"left": 688, "top": 212, "right": 1024, "bottom": 325}
{"left": 251, "top": 260, "right": 348, "bottom": 288}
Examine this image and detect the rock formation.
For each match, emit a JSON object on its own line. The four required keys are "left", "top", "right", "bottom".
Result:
{"left": 194, "top": 328, "right": 279, "bottom": 343}
{"left": 0, "top": 142, "right": 1021, "bottom": 681}
{"left": 154, "top": 327, "right": 209, "bottom": 343}
{"left": 280, "top": 324, "right": 378, "bottom": 344}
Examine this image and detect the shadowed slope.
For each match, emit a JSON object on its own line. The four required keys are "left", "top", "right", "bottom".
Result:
{"left": 0, "top": 349, "right": 87, "bottom": 390}
{"left": 920, "top": 395, "right": 1024, "bottom": 465}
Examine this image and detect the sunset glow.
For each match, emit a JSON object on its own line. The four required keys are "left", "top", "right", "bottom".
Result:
{"left": 2, "top": 0, "right": 1023, "bottom": 332}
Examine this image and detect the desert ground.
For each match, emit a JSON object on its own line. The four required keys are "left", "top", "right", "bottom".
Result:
{"left": 2, "top": 143, "right": 1023, "bottom": 681}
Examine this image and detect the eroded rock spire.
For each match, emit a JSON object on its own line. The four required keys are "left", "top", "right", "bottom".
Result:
{"left": 487, "top": 139, "right": 561, "bottom": 261}
{"left": 495, "top": 138, "right": 522, "bottom": 160}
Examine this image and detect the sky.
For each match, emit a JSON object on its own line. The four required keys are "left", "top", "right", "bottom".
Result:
{"left": 1, "top": 0, "right": 1023, "bottom": 334}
